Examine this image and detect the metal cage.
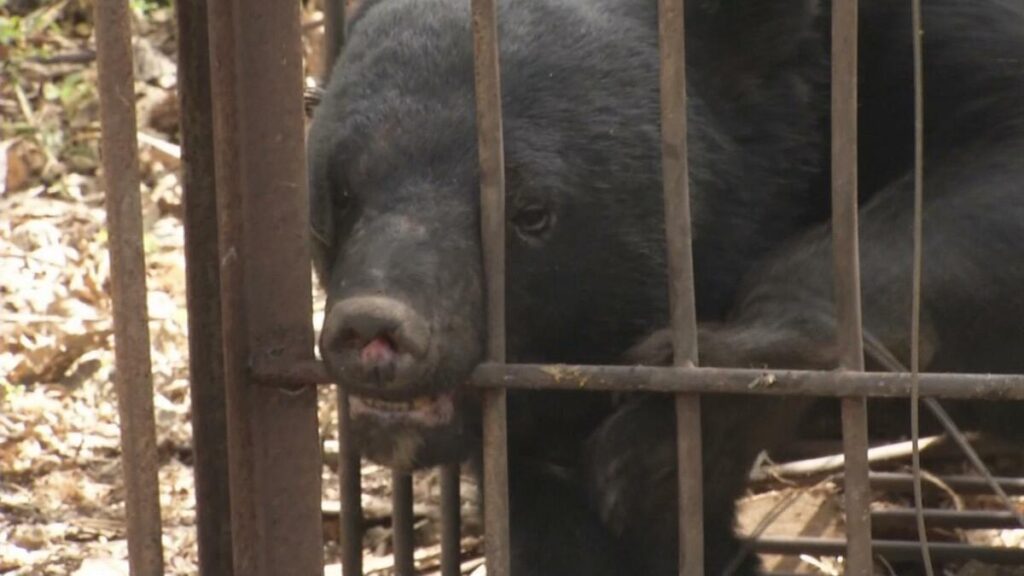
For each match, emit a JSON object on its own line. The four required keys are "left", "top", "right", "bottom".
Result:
{"left": 91, "top": 0, "right": 1024, "bottom": 575}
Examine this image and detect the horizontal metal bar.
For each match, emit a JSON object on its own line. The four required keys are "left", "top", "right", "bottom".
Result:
{"left": 251, "top": 359, "right": 1024, "bottom": 400}
{"left": 872, "top": 508, "right": 1023, "bottom": 530}
{"left": 747, "top": 538, "right": 1024, "bottom": 564}
{"left": 867, "top": 472, "right": 1024, "bottom": 495}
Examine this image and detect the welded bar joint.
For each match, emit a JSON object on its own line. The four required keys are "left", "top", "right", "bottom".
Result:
{"left": 205, "top": 0, "right": 324, "bottom": 572}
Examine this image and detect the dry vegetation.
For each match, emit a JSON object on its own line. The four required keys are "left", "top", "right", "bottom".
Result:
{"left": 0, "top": 1, "right": 1022, "bottom": 575}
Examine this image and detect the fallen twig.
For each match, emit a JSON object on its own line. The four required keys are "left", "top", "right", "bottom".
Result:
{"left": 136, "top": 131, "right": 181, "bottom": 168}
{"left": 749, "top": 434, "right": 954, "bottom": 483}
{"left": 28, "top": 50, "right": 97, "bottom": 65}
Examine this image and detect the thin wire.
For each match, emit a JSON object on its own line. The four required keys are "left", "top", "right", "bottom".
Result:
{"left": 909, "top": 0, "right": 935, "bottom": 573}
{"left": 863, "top": 335, "right": 1024, "bottom": 528}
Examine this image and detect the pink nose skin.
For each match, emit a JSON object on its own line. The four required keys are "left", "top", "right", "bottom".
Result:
{"left": 361, "top": 336, "right": 397, "bottom": 365}
{"left": 320, "top": 296, "right": 432, "bottom": 391}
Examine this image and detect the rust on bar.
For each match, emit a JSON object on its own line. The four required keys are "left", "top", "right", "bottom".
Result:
{"left": 251, "top": 358, "right": 1024, "bottom": 400}
{"left": 93, "top": 0, "right": 165, "bottom": 573}
{"left": 338, "top": 392, "right": 364, "bottom": 575}
{"left": 439, "top": 463, "right": 462, "bottom": 576}
{"left": 472, "top": 364, "right": 1024, "bottom": 399}
{"left": 472, "top": 0, "right": 507, "bottom": 363}
{"left": 830, "top": 1, "right": 873, "bottom": 573}
{"left": 175, "top": 0, "right": 234, "bottom": 573}
{"left": 470, "top": 0, "right": 512, "bottom": 574}
{"left": 391, "top": 471, "right": 416, "bottom": 576}
{"left": 206, "top": 0, "right": 323, "bottom": 572}
{"left": 657, "top": 0, "right": 704, "bottom": 574}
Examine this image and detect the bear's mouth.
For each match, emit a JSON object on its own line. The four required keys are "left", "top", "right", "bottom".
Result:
{"left": 350, "top": 391, "right": 456, "bottom": 427}
{"left": 346, "top": 390, "right": 467, "bottom": 469}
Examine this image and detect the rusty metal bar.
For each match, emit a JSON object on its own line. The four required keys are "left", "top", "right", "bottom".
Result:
{"left": 252, "top": 359, "right": 1024, "bottom": 400}
{"left": 924, "top": 399, "right": 1024, "bottom": 528}
{"left": 908, "top": 0, "right": 935, "bottom": 572}
{"left": 175, "top": 0, "right": 234, "bottom": 573}
{"left": 439, "top": 464, "right": 462, "bottom": 576}
{"left": 748, "top": 538, "right": 1024, "bottom": 564}
{"left": 830, "top": 1, "right": 873, "bottom": 574}
{"left": 868, "top": 472, "right": 1024, "bottom": 495}
{"left": 338, "top": 392, "right": 364, "bottom": 574}
{"left": 323, "top": 0, "right": 345, "bottom": 81}
{"left": 470, "top": 0, "right": 511, "bottom": 574}
{"left": 321, "top": 5, "right": 366, "bottom": 565}
{"left": 319, "top": 0, "right": 361, "bottom": 551}
{"left": 480, "top": 394, "right": 510, "bottom": 576}
{"left": 93, "top": 1, "right": 165, "bottom": 573}
{"left": 391, "top": 471, "right": 416, "bottom": 576}
{"left": 872, "top": 508, "right": 1024, "bottom": 530}
{"left": 649, "top": 362, "right": 1024, "bottom": 395}
{"left": 206, "top": 0, "right": 323, "bottom": 573}
{"left": 657, "top": 0, "right": 703, "bottom": 574}
{"left": 838, "top": 406, "right": 872, "bottom": 573}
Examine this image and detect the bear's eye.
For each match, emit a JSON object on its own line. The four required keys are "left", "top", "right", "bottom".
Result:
{"left": 512, "top": 204, "right": 554, "bottom": 237}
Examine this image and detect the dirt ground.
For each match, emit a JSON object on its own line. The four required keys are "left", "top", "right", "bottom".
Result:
{"left": 2, "top": 2, "right": 1023, "bottom": 575}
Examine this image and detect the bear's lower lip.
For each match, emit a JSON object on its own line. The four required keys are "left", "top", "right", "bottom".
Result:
{"left": 350, "top": 391, "right": 455, "bottom": 426}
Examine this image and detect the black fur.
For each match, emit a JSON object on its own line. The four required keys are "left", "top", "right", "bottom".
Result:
{"left": 307, "top": 0, "right": 1024, "bottom": 573}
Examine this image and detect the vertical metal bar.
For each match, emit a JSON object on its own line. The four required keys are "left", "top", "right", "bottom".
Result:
{"left": 175, "top": 0, "right": 234, "bottom": 573}
{"left": 322, "top": 0, "right": 345, "bottom": 81}
{"left": 327, "top": 0, "right": 361, "bottom": 562}
{"left": 439, "top": 464, "right": 462, "bottom": 576}
{"left": 206, "top": 0, "right": 324, "bottom": 573}
{"left": 470, "top": 0, "right": 511, "bottom": 574}
{"left": 93, "top": 1, "right": 165, "bottom": 574}
{"left": 838, "top": 402, "right": 872, "bottom": 572}
{"left": 908, "top": 0, "right": 934, "bottom": 573}
{"left": 480, "top": 393, "right": 510, "bottom": 576}
{"left": 830, "top": 1, "right": 873, "bottom": 574}
{"left": 657, "top": 1, "right": 704, "bottom": 575}
{"left": 338, "top": 392, "right": 364, "bottom": 575}
{"left": 392, "top": 471, "right": 416, "bottom": 576}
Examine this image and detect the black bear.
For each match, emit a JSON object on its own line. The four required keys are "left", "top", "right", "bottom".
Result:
{"left": 306, "top": 0, "right": 1024, "bottom": 573}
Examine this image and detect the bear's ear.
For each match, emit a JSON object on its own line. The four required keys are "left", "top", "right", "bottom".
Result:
{"left": 688, "top": 0, "right": 822, "bottom": 74}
